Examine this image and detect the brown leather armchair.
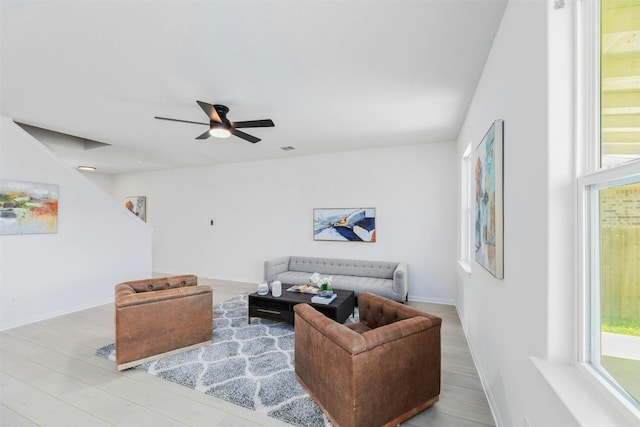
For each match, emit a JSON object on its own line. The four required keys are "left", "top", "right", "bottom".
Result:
{"left": 294, "top": 292, "right": 441, "bottom": 427}
{"left": 115, "top": 274, "right": 213, "bottom": 370}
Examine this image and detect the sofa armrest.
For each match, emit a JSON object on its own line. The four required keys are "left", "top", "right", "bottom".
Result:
{"left": 393, "top": 262, "right": 408, "bottom": 300}
{"left": 116, "top": 285, "right": 213, "bottom": 308}
{"left": 264, "top": 256, "right": 291, "bottom": 281}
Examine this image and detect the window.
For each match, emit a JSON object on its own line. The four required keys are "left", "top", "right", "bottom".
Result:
{"left": 585, "top": 175, "right": 640, "bottom": 407}
{"left": 580, "top": 0, "right": 640, "bottom": 411}
{"left": 458, "top": 143, "right": 473, "bottom": 273}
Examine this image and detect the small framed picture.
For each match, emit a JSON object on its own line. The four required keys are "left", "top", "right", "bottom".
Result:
{"left": 125, "top": 196, "right": 146, "bottom": 222}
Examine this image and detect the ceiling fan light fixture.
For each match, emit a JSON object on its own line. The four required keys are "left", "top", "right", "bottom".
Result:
{"left": 209, "top": 127, "right": 231, "bottom": 138}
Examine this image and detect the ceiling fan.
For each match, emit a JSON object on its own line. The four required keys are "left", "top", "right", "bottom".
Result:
{"left": 154, "top": 101, "right": 274, "bottom": 143}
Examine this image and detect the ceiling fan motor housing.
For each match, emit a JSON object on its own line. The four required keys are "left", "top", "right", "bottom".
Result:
{"left": 213, "top": 105, "right": 231, "bottom": 125}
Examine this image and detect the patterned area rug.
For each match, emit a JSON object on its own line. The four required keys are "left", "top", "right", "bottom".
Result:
{"left": 97, "top": 294, "right": 351, "bottom": 427}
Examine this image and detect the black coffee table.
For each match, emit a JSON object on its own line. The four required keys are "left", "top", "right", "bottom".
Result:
{"left": 248, "top": 288, "right": 355, "bottom": 325}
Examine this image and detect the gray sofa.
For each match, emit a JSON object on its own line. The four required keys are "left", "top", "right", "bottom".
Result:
{"left": 264, "top": 256, "right": 408, "bottom": 302}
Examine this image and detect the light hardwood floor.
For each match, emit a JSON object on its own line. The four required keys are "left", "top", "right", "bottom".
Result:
{"left": 0, "top": 277, "right": 495, "bottom": 426}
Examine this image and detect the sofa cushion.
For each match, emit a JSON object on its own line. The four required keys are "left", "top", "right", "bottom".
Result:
{"left": 289, "top": 256, "right": 397, "bottom": 279}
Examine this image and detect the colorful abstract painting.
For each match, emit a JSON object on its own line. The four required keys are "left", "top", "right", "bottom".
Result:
{"left": 313, "top": 208, "right": 376, "bottom": 242}
{"left": 125, "top": 196, "right": 146, "bottom": 222}
{"left": 474, "top": 120, "right": 504, "bottom": 278}
{"left": 0, "top": 180, "right": 59, "bottom": 235}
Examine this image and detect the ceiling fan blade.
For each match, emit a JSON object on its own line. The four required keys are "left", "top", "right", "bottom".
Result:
{"left": 195, "top": 130, "right": 211, "bottom": 140}
{"left": 155, "top": 116, "right": 209, "bottom": 126}
{"left": 196, "top": 101, "right": 222, "bottom": 123}
{"left": 233, "top": 119, "right": 275, "bottom": 129}
{"left": 231, "top": 128, "right": 260, "bottom": 143}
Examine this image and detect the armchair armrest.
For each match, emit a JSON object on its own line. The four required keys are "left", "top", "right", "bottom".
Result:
{"left": 115, "top": 283, "right": 136, "bottom": 300}
{"left": 264, "top": 256, "right": 290, "bottom": 281}
{"left": 393, "top": 262, "right": 408, "bottom": 300}
{"left": 294, "top": 303, "right": 367, "bottom": 354}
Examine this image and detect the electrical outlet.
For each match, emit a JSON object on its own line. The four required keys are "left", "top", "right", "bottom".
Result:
{"left": 9, "top": 296, "right": 18, "bottom": 306}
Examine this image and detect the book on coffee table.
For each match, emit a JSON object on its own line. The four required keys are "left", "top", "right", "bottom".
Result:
{"left": 286, "top": 284, "right": 319, "bottom": 294}
{"left": 311, "top": 294, "right": 337, "bottom": 305}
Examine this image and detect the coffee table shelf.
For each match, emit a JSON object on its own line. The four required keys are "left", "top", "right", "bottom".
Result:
{"left": 248, "top": 288, "right": 355, "bottom": 325}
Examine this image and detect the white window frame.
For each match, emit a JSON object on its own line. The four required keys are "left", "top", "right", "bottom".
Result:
{"left": 578, "top": 162, "right": 640, "bottom": 412}
{"left": 458, "top": 142, "right": 473, "bottom": 274}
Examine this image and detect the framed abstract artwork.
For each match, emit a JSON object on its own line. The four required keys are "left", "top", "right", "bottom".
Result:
{"left": 0, "top": 180, "right": 59, "bottom": 235}
{"left": 125, "top": 196, "right": 146, "bottom": 222}
{"left": 313, "top": 208, "right": 376, "bottom": 242}
{"left": 474, "top": 120, "right": 504, "bottom": 279}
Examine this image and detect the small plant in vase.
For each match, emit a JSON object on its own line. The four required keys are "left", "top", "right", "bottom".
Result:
{"left": 318, "top": 283, "right": 334, "bottom": 297}
{"left": 309, "top": 272, "right": 333, "bottom": 297}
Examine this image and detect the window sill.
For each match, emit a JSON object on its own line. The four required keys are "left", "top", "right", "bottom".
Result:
{"left": 457, "top": 259, "right": 471, "bottom": 274}
{"left": 531, "top": 357, "right": 640, "bottom": 426}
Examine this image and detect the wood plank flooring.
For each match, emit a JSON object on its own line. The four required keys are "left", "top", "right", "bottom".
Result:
{"left": 0, "top": 277, "right": 495, "bottom": 426}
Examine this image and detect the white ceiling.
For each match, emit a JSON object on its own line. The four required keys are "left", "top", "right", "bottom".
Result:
{"left": 1, "top": 0, "right": 507, "bottom": 175}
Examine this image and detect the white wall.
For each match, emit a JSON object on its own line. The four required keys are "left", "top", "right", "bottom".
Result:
{"left": 82, "top": 171, "right": 114, "bottom": 194}
{"left": 113, "top": 142, "right": 457, "bottom": 303}
{"left": 0, "top": 117, "right": 153, "bottom": 330}
{"left": 456, "top": 1, "right": 579, "bottom": 426}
